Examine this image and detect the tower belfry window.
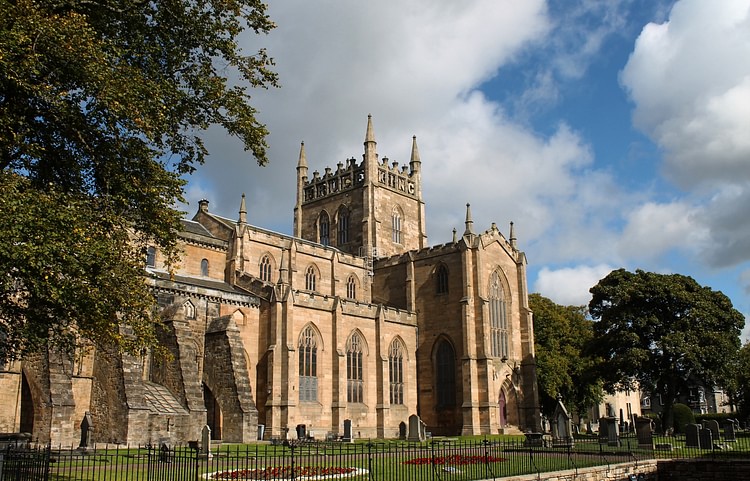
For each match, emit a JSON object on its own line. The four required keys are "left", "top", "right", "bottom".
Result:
{"left": 436, "top": 265, "right": 449, "bottom": 294}
{"left": 338, "top": 207, "right": 350, "bottom": 245}
{"left": 319, "top": 212, "right": 330, "bottom": 246}
{"left": 392, "top": 210, "right": 402, "bottom": 244}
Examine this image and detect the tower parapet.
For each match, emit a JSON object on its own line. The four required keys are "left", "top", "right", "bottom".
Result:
{"left": 302, "top": 157, "right": 364, "bottom": 204}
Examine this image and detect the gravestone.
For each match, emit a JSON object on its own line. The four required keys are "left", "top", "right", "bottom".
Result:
{"left": 550, "top": 396, "right": 574, "bottom": 447}
{"left": 599, "top": 417, "right": 620, "bottom": 447}
{"left": 200, "top": 425, "right": 213, "bottom": 459}
{"left": 634, "top": 416, "right": 654, "bottom": 449}
{"left": 524, "top": 432, "right": 545, "bottom": 447}
{"left": 685, "top": 424, "right": 701, "bottom": 448}
{"left": 343, "top": 419, "right": 353, "bottom": 443}
{"left": 407, "top": 414, "right": 425, "bottom": 442}
{"left": 699, "top": 427, "right": 713, "bottom": 450}
{"left": 79, "top": 412, "right": 94, "bottom": 450}
{"left": 398, "top": 422, "right": 407, "bottom": 440}
{"left": 724, "top": 422, "right": 737, "bottom": 442}
{"left": 159, "top": 442, "right": 172, "bottom": 463}
{"left": 703, "top": 420, "right": 720, "bottom": 442}
{"left": 296, "top": 424, "right": 306, "bottom": 440}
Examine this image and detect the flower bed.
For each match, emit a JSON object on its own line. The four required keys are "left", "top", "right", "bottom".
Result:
{"left": 403, "top": 454, "right": 506, "bottom": 466}
{"left": 205, "top": 466, "right": 367, "bottom": 480}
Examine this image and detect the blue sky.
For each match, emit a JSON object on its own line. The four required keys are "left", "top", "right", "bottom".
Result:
{"left": 185, "top": 0, "right": 750, "bottom": 341}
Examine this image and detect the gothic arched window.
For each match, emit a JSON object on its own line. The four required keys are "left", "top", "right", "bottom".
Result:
{"left": 201, "top": 258, "right": 209, "bottom": 277}
{"left": 338, "top": 206, "right": 350, "bottom": 245}
{"left": 260, "top": 255, "right": 272, "bottom": 282}
{"left": 346, "top": 332, "right": 364, "bottom": 403}
{"left": 319, "top": 212, "right": 330, "bottom": 246}
{"left": 435, "top": 339, "right": 456, "bottom": 408}
{"left": 489, "top": 271, "right": 509, "bottom": 358}
{"left": 305, "top": 265, "right": 317, "bottom": 292}
{"left": 389, "top": 339, "right": 405, "bottom": 405}
{"left": 346, "top": 275, "right": 357, "bottom": 300}
{"left": 298, "top": 326, "right": 318, "bottom": 402}
{"left": 436, "top": 264, "right": 449, "bottom": 294}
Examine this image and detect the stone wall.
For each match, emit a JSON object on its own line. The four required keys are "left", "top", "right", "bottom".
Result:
{"left": 483, "top": 461, "right": 658, "bottom": 481}
{"left": 658, "top": 459, "right": 750, "bottom": 481}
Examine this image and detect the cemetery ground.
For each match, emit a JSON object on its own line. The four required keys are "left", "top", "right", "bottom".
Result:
{"left": 3, "top": 431, "right": 750, "bottom": 481}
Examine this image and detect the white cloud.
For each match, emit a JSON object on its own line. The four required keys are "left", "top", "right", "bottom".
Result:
{"left": 618, "top": 200, "right": 710, "bottom": 260}
{"left": 620, "top": 0, "right": 750, "bottom": 269}
{"left": 621, "top": 0, "right": 750, "bottom": 188}
{"left": 533, "top": 264, "right": 615, "bottom": 306}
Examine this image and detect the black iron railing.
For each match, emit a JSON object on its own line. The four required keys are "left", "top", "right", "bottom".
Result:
{"left": 1, "top": 433, "right": 748, "bottom": 481}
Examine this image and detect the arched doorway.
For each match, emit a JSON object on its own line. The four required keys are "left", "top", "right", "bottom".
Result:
{"left": 498, "top": 390, "right": 507, "bottom": 428}
{"left": 20, "top": 372, "right": 34, "bottom": 434}
{"left": 203, "top": 383, "right": 222, "bottom": 440}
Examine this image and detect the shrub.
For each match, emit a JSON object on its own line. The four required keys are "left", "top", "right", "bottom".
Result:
{"left": 672, "top": 403, "right": 695, "bottom": 433}
{"left": 695, "top": 412, "right": 734, "bottom": 425}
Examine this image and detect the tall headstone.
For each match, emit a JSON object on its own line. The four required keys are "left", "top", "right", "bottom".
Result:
{"left": 200, "top": 425, "right": 213, "bottom": 459}
{"left": 599, "top": 417, "right": 620, "bottom": 447}
{"left": 551, "top": 396, "right": 574, "bottom": 447}
{"left": 635, "top": 416, "right": 654, "bottom": 449}
{"left": 684, "top": 424, "right": 701, "bottom": 448}
{"left": 407, "top": 414, "right": 425, "bottom": 442}
{"left": 343, "top": 419, "right": 353, "bottom": 443}
{"left": 699, "top": 427, "right": 713, "bottom": 450}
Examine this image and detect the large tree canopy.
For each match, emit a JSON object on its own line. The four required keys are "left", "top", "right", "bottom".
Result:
{"left": 587, "top": 269, "right": 744, "bottom": 429}
{"left": 0, "top": 0, "right": 278, "bottom": 361}
{"left": 530, "top": 293, "right": 602, "bottom": 418}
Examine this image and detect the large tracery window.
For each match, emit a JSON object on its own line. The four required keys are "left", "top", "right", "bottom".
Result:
{"left": 489, "top": 271, "right": 509, "bottom": 359}
{"left": 299, "top": 326, "right": 318, "bottom": 402}
{"left": 435, "top": 340, "right": 456, "bottom": 408}
{"left": 260, "top": 255, "right": 272, "bottom": 282}
{"left": 338, "top": 206, "right": 350, "bottom": 245}
{"left": 319, "top": 212, "right": 330, "bottom": 246}
{"left": 389, "top": 339, "right": 404, "bottom": 405}
{"left": 346, "top": 332, "right": 364, "bottom": 403}
{"left": 305, "top": 265, "right": 317, "bottom": 291}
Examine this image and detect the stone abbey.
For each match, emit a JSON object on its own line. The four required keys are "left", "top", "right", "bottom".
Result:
{"left": 0, "top": 116, "right": 540, "bottom": 445}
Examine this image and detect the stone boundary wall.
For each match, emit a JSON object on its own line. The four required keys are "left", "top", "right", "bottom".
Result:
{"left": 658, "top": 459, "right": 750, "bottom": 481}
{"left": 476, "top": 461, "right": 659, "bottom": 481}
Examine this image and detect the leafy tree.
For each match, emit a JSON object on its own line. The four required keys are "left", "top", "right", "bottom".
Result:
{"left": 722, "top": 342, "right": 750, "bottom": 421}
{"left": 587, "top": 269, "right": 744, "bottom": 431}
{"left": 530, "top": 293, "right": 603, "bottom": 419}
{"left": 0, "top": 0, "right": 278, "bottom": 362}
